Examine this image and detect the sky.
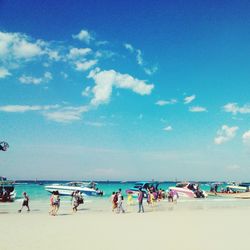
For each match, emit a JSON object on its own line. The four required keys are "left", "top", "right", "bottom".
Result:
{"left": 0, "top": 0, "right": 250, "bottom": 181}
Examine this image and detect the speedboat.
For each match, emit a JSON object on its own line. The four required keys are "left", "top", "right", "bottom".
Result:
{"left": 168, "top": 182, "right": 207, "bottom": 198}
{"left": 207, "top": 182, "right": 250, "bottom": 199}
{"left": 0, "top": 176, "right": 16, "bottom": 202}
{"left": 45, "top": 181, "right": 104, "bottom": 197}
{"left": 126, "top": 182, "right": 160, "bottom": 197}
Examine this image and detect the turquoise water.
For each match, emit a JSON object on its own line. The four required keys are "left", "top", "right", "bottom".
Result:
{"left": 3, "top": 181, "right": 250, "bottom": 214}
{"left": 14, "top": 181, "right": 211, "bottom": 201}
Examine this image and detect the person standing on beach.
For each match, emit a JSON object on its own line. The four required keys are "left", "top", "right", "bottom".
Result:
{"left": 49, "top": 191, "right": 60, "bottom": 216}
{"left": 72, "top": 190, "right": 84, "bottom": 213}
{"left": 117, "top": 192, "right": 125, "bottom": 213}
{"left": 138, "top": 188, "right": 144, "bottom": 213}
{"left": 18, "top": 192, "right": 30, "bottom": 213}
{"left": 110, "top": 192, "right": 115, "bottom": 211}
{"left": 113, "top": 192, "right": 118, "bottom": 212}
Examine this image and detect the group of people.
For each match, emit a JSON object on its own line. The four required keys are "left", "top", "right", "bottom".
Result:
{"left": 111, "top": 188, "right": 125, "bottom": 213}
{"left": 49, "top": 190, "right": 84, "bottom": 215}
{"left": 17, "top": 187, "right": 179, "bottom": 215}
{"left": 110, "top": 187, "right": 179, "bottom": 214}
{"left": 18, "top": 190, "right": 84, "bottom": 216}
{"left": 49, "top": 191, "right": 60, "bottom": 216}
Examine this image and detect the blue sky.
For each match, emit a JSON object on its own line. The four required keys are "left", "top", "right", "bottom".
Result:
{"left": 1, "top": 0, "right": 250, "bottom": 181}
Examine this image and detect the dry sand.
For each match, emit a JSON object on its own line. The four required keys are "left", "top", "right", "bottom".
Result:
{"left": 1, "top": 201, "right": 249, "bottom": 250}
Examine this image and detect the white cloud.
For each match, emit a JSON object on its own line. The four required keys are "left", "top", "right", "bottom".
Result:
{"left": 13, "top": 40, "right": 42, "bottom": 59}
{"left": 47, "top": 50, "right": 61, "bottom": 61}
{"left": 19, "top": 72, "right": 52, "bottom": 85}
{"left": 0, "top": 67, "right": 11, "bottom": 78}
{"left": 82, "top": 86, "right": 91, "bottom": 97}
{"left": 124, "top": 42, "right": 157, "bottom": 75}
{"left": 155, "top": 99, "right": 177, "bottom": 106}
{"left": 136, "top": 49, "right": 143, "bottom": 65}
{"left": 184, "top": 95, "right": 196, "bottom": 104}
{"left": 0, "top": 103, "right": 89, "bottom": 124}
{"left": 96, "top": 40, "right": 109, "bottom": 46}
{"left": 44, "top": 106, "right": 88, "bottom": 123}
{"left": 124, "top": 43, "right": 134, "bottom": 53}
{"left": 144, "top": 66, "right": 158, "bottom": 76}
{"left": 44, "top": 71, "right": 52, "bottom": 81}
{"left": 242, "top": 130, "right": 250, "bottom": 144}
{"left": 88, "top": 68, "right": 154, "bottom": 106}
{"left": 0, "top": 31, "right": 43, "bottom": 60}
{"left": 68, "top": 48, "right": 92, "bottom": 59}
{"left": 72, "top": 29, "right": 93, "bottom": 43}
{"left": 189, "top": 106, "right": 207, "bottom": 112}
{"left": 75, "top": 60, "right": 98, "bottom": 71}
{"left": 19, "top": 75, "right": 43, "bottom": 85}
{"left": 223, "top": 103, "right": 250, "bottom": 115}
{"left": 84, "top": 121, "right": 105, "bottom": 127}
{"left": 214, "top": 125, "right": 239, "bottom": 145}
{"left": 0, "top": 104, "right": 59, "bottom": 113}
{"left": 163, "top": 126, "right": 173, "bottom": 131}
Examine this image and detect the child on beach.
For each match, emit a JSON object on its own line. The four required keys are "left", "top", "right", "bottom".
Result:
{"left": 127, "top": 193, "right": 133, "bottom": 206}
{"left": 18, "top": 192, "right": 30, "bottom": 213}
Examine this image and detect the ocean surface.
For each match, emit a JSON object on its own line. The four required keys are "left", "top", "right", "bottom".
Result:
{"left": 15, "top": 181, "right": 180, "bottom": 200}
{"left": 2, "top": 181, "right": 250, "bottom": 214}
{"left": 13, "top": 181, "right": 209, "bottom": 200}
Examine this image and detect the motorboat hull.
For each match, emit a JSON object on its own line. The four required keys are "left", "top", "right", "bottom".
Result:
{"left": 169, "top": 187, "right": 196, "bottom": 198}
{"left": 207, "top": 192, "right": 250, "bottom": 199}
{"left": 45, "top": 185, "right": 102, "bottom": 197}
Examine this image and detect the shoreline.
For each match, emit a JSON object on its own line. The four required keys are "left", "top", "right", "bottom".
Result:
{"left": 2, "top": 197, "right": 250, "bottom": 215}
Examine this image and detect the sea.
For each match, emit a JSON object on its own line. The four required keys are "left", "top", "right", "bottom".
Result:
{"left": 13, "top": 180, "right": 208, "bottom": 200}
{"left": 2, "top": 181, "right": 250, "bottom": 214}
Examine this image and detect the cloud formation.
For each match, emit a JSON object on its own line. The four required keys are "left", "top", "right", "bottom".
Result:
{"left": 88, "top": 68, "right": 154, "bottom": 106}
{"left": 75, "top": 60, "right": 98, "bottom": 71}
{"left": 0, "top": 67, "right": 11, "bottom": 78}
{"left": 189, "top": 106, "right": 207, "bottom": 112}
{"left": 184, "top": 95, "right": 196, "bottom": 104}
{"left": 0, "top": 104, "right": 59, "bottom": 113}
{"left": 0, "top": 30, "right": 155, "bottom": 124}
{"left": 163, "top": 126, "right": 173, "bottom": 131}
{"left": 155, "top": 99, "right": 177, "bottom": 106}
{"left": 223, "top": 103, "right": 250, "bottom": 115}
{"left": 124, "top": 43, "right": 157, "bottom": 75}
{"left": 242, "top": 130, "right": 250, "bottom": 144}
{"left": 214, "top": 125, "right": 239, "bottom": 145}
{"left": 72, "top": 29, "right": 93, "bottom": 43}
{"left": 19, "top": 72, "right": 52, "bottom": 85}
{"left": 44, "top": 106, "right": 88, "bottom": 123}
{"left": 0, "top": 31, "right": 44, "bottom": 61}
{"left": 67, "top": 47, "right": 92, "bottom": 59}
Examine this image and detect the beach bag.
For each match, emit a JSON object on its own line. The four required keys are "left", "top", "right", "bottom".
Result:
{"left": 78, "top": 197, "right": 84, "bottom": 204}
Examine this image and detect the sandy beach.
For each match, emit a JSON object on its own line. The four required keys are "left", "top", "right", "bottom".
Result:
{"left": 1, "top": 200, "right": 250, "bottom": 250}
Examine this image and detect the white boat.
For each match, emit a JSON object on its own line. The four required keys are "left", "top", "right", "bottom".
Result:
{"left": 208, "top": 183, "right": 250, "bottom": 198}
{"left": 0, "top": 176, "right": 16, "bottom": 202}
{"left": 45, "top": 181, "right": 104, "bottom": 197}
{"left": 169, "top": 182, "right": 207, "bottom": 198}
